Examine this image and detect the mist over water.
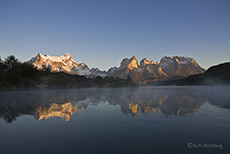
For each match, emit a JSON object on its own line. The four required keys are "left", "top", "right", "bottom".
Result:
{"left": 0, "top": 86, "right": 230, "bottom": 154}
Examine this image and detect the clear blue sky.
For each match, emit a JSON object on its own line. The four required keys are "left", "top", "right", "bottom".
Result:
{"left": 0, "top": 0, "right": 229, "bottom": 71}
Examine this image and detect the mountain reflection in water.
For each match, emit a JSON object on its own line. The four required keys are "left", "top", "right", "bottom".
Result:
{"left": 35, "top": 103, "right": 78, "bottom": 121}
{"left": 0, "top": 86, "right": 230, "bottom": 123}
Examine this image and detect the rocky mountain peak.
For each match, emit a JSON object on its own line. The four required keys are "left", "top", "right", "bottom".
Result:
{"left": 140, "top": 58, "right": 155, "bottom": 68}
{"left": 120, "top": 56, "right": 138, "bottom": 69}
{"left": 159, "top": 56, "right": 205, "bottom": 79}
{"left": 131, "top": 55, "right": 136, "bottom": 60}
{"left": 34, "top": 53, "right": 42, "bottom": 61}
{"left": 64, "top": 53, "right": 71, "bottom": 57}
{"left": 60, "top": 53, "right": 72, "bottom": 61}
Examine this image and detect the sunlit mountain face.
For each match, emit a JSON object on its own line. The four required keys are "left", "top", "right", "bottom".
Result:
{"left": 0, "top": 87, "right": 229, "bottom": 123}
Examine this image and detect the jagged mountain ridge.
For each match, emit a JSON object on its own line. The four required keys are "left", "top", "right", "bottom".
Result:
{"left": 28, "top": 53, "right": 205, "bottom": 83}
{"left": 159, "top": 56, "right": 205, "bottom": 79}
{"left": 107, "top": 55, "right": 205, "bottom": 84}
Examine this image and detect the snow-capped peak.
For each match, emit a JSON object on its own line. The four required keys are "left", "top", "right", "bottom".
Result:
{"left": 158, "top": 56, "right": 205, "bottom": 78}
{"left": 28, "top": 53, "right": 92, "bottom": 76}
{"left": 60, "top": 53, "right": 72, "bottom": 61}
{"left": 172, "top": 56, "right": 194, "bottom": 64}
{"left": 159, "top": 56, "right": 196, "bottom": 68}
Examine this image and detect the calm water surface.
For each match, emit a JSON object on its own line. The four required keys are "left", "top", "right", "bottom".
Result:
{"left": 0, "top": 86, "right": 230, "bottom": 154}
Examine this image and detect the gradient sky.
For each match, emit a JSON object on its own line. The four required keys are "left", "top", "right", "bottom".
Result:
{"left": 0, "top": 0, "right": 229, "bottom": 70}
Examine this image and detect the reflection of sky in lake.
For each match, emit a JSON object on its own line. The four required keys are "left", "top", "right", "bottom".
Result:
{"left": 0, "top": 87, "right": 230, "bottom": 154}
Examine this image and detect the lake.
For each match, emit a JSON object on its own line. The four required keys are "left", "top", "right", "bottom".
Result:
{"left": 0, "top": 86, "right": 230, "bottom": 154}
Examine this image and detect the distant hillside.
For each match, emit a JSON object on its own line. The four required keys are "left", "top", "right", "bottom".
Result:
{"left": 0, "top": 55, "right": 135, "bottom": 90}
{"left": 153, "top": 62, "right": 230, "bottom": 85}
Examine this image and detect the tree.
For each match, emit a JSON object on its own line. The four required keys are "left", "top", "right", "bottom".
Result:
{"left": 0, "top": 56, "right": 3, "bottom": 71}
{"left": 0, "top": 56, "right": 2, "bottom": 64}
{"left": 4, "top": 55, "right": 20, "bottom": 70}
{"left": 0, "top": 56, "right": 8, "bottom": 77}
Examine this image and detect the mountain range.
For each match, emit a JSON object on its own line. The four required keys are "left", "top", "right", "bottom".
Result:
{"left": 29, "top": 53, "right": 205, "bottom": 84}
